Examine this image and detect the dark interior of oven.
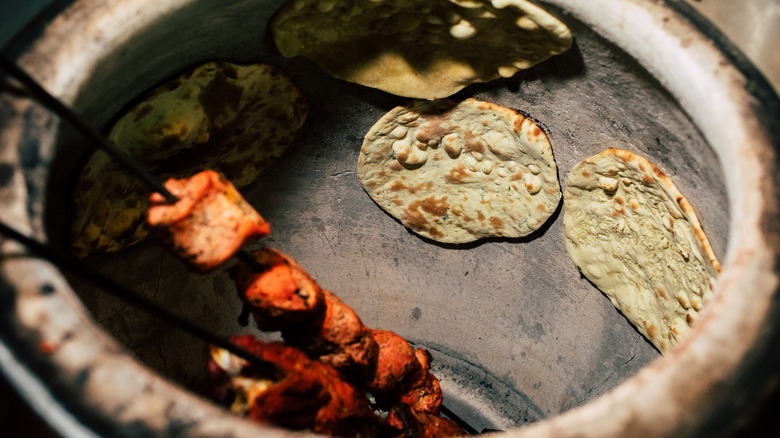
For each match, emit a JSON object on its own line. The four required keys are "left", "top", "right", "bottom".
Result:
{"left": 38, "top": 2, "right": 729, "bottom": 433}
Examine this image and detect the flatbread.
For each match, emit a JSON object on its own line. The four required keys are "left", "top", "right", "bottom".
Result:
{"left": 562, "top": 148, "right": 721, "bottom": 353}
{"left": 69, "top": 61, "right": 308, "bottom": 257}
{"left": 358, "top": 98, "right": 561, "bottom": 243}
{"left": 271, "top": 0, "right": 572, "bottom": 99}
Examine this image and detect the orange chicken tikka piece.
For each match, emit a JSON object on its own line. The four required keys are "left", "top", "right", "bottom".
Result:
{"left": 147, "top": 170, "right": 269, "bottom": 272}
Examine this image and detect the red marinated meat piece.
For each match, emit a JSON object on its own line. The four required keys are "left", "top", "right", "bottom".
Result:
{"left": 147, "top": 170, "right": 269, "bottom": 272}
{"left": 386, "top": 405, "right": 465, "bottom": 438}
{"left": 399, "top": 349, "right": 444, "bottom": 415}
{"left": 207, "top": 335, "right": 383, "bottom": 437}
{"left": 283, "top": 290, "right": 379, "bottom": 382}
{"left": 232, "top": 248, "right": 324, "bottom": 331}
{"left": 367, "top": 329, "right": 421, "bottom": 398}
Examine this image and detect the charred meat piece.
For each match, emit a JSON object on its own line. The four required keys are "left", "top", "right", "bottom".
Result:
{"left": 147, "top": 170, "right": 269, "bottom": 272}
{"left": 399, "top": 349, "right": 444, "bottom": 415}
{"left": 386, "top": 405, "right": 465, "bottom": 438}
{"left": 208, "top": 335, "right": 383, "bottom": 437}
{"left": 367, "top": 329, "right": 421, "bottom": 398}
{"left": 283, "top": 290, "right": 379, "bottom": 381}
{"left": 370, "top": 339, "right": 443, "bottom": 415}
{"left": 232, "top": 248, "right": 324, "bottom": 331}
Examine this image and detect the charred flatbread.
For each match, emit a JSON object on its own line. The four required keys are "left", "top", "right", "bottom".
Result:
{"left": 563, "top": 148, "right": 721, "bottom": 353}
{"left": 271, "top": 0, "right": 572, "bottom": 99}
{"left": 358, "top": 99, "right": 561, "bottom": 243}
{"left": 69, "top": 61, "right": 308, "bottom": 257}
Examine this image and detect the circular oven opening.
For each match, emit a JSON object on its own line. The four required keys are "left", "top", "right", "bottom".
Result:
{"left": 2, "top": 0, "right": 778, "bottom": 437}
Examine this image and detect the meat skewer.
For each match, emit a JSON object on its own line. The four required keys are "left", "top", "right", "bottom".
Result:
{"left": 233, "top": 248, "right": 462, "bottom": 436}
{"left": 141, "top": 172, "right": 461, "bottom": 435}
{"left": 1, "top": 57, "right": 472, "bottom": 436}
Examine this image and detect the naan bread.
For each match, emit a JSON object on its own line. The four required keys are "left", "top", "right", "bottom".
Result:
{"left": 358, "top": 99, "right": 561, "bottom": 243}
{"left": 563, "top": 148, "right": 721, "bottom": 353}
{"left": 271, "top": 0, "right": 572, "bottom": 99}
{"left": 69, "top": 61, "right": 308, "bottom": 257}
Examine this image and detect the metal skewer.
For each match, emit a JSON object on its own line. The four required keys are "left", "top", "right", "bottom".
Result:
{"left": 0, "top": 53, "right": 178, "bottom": 203}
{"left": 0, "top": 221, "right": 276, "bottom": 375}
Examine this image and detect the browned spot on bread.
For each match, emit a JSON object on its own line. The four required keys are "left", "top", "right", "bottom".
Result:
{"left": 614, "top": 196, "right": 625, "bottom": 205}
{"left": 489, "top": 216, "right": 504, "bottom": 231}
{"left": 396, "top": 148, "right": 410, "bottom": 163}
{"left": 537, "top": 203, "right": 547, "bottom": 212}
{"left": 444, "top": 164, "right": 471, "bottom": 184}
{"left": 404, "top": 200, "right": 429, "bottom": 231}
{"left": 475, "top": 101, "right": 494, "bottom": 112}
{"left": 529, "top": 124, "right": 542, "bottom": 138}
{"left": 582, "top": 170, "right": 590, "bottom": 178}
{"left": 463, "top": 131, "right": 486, "bottom": 154}
{"left": 477, "top": 211, "right": 486, "bottom": 222}
{"left": 509, "top": 171, "right": 525, "bottom": 181}
{"left": 420, "top": 196, "right": 449, "bottom": 217}
{"left": 389, "top": 161, "right": 403, "bottom": 171}
{"left": 512, "top": 114, "right": 528, "bottom": 133}
{"left": 389, "top": 181, "right": 406, "bottom": 192}
{"left": 199, "top": 71, "right": 244, "bottom": 128}
{"left": 465, "top": 139, "right": 486, "bottom": 154}
{"left": 159, "top": 123, "right": 190, "bottom": 148}
{"left": 642, "top": 173, "right": 654, "bottom": 184}
{"left": 631, "top": 200, "right": 640, "bottom": 210}
{"left": 387, "top": 180, "right": 433, "bottom": 195}
{"left": 427, "top": 227, "right": 445, "bottom": 239}
{"left": 653, "top": 166, "right": 669, "bottom": 179}
{"left": 656, "top": 286, "right": 668, "bottom": 300}
{"left": 646, "top": 323, "right": 658, "bottom": 339}
{"left": 415, "top": 115, "right": 451, "bottom": 144}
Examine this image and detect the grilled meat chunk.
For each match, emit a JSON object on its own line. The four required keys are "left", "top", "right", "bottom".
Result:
{"left": 147, "top": 170, "right": 269, "bottom": 272}
{"left": 232, "top": 248, "right": 324, "bottom": 331}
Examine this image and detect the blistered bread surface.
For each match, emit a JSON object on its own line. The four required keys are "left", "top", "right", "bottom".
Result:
{"left": 358, "top": 99, "right": 561, "bottom": 243}
{"left": 563, "top": 148, "right": 721, "bottom": 353}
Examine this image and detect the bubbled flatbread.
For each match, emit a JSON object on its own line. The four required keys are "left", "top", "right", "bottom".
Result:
{"left": 271, "top": 0, "right": 572, "bottom": 99}
{"left": 358, "top": 99, "right": 561, "bottom": 243}
{"left": 69, "top": 61, "right": 308, "bottom": 257}
{"left": 563, "top": 148, "right": 721, "bottom": 354}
